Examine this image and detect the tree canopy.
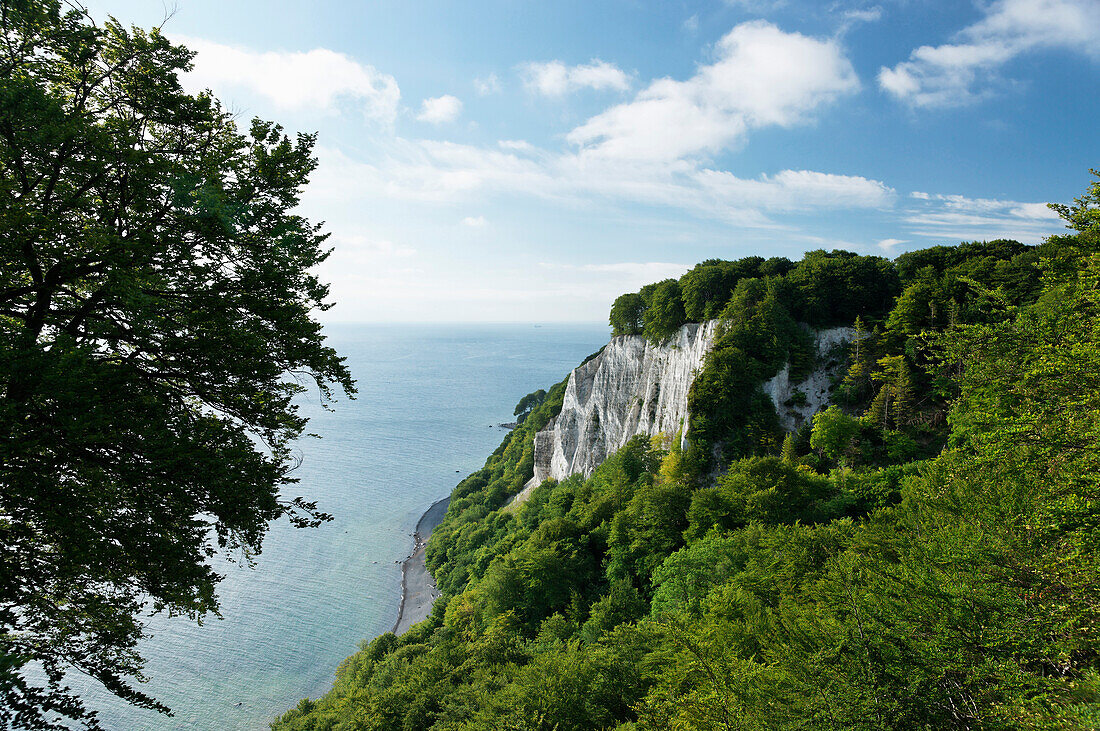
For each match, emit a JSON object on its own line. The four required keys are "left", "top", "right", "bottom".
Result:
{"left": 0, "top": 3, "right": 353, "bottom": 727}
{"left": 277, "top": 173, "right": 1100, "bottom": 730}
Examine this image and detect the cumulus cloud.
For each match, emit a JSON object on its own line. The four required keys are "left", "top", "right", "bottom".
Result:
{"left": 299, "top": 22, "right": 892, "bottom": 237}
{"left": 177, "top": 36, "right": 399, "bottom": 122}
{"left": 308, "top": 138, "right": 893, "bottom": 229}
{"left": 566, "top": 21, "right": 859, "bottom": 162}
{"left": 879, "top": 0, "right": 1100, "bottom": 107}
{"left": 521, "top": 59, "right": 631, "bottom": 96}
{"left": 417, "top": 95, "right": 463, "bottom": 124}
{"left": 461, "top": 215, "right": 488, "bottom": 227}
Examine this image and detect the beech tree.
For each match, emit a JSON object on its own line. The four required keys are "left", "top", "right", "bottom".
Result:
{"left": 609, "top": 292, "right": 644, "bottom": 336}
{"left": 0, "top": 2, "right": 354, "bottom": 727}
{"left": 641, "top": 279, "right": 686, "bottom": 343}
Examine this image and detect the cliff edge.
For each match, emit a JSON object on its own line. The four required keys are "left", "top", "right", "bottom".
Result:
{"left": 516, "top": 321, "right": 855, "bottom": 502}
{"left": 527, "top": 321, "right": 720, "bottom": 488}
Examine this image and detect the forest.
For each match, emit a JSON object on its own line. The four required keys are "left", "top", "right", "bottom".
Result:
{"left": 274, "top": 178, "right": 1100, "bottom": 730}
{"left": 3, "top": 3, "right": 1097, "bottom": 729}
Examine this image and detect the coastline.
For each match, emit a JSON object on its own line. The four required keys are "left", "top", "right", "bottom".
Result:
{"left": 391, "top": 496, "right": 451, "bottom": 635}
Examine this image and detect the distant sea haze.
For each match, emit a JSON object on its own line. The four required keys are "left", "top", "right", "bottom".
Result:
{"left": 73, "top": 323, "right": 609, "bottom": 730}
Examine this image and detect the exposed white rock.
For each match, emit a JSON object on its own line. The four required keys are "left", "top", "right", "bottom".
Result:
{"left": 516, "top": 322, "right": 854, "bottom": 504}
{"left": 761, "top": 326, "right": 854, "bottom": 431}
{"left": 529, "top": 321, "right": 720, "bottom": 487}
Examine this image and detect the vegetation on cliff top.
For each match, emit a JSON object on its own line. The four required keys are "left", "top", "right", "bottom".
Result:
{"left": 276, "top": 177, "right": 1100, "bottom": 730}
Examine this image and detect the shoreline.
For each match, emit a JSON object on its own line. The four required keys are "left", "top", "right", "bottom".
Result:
{"left": 390, "top": 496, "right": 451, "bottom": 635}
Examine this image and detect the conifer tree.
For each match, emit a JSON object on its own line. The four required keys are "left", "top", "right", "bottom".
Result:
{"left": 781, "top": 432, "right": 798, "bottom": 464}
{"left": 842, "top": 315, "right": 875, "bottom": 401}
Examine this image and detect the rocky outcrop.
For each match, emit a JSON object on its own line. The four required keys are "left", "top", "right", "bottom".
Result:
{"left": 761, "top": 326, "right": 854, "bottom": 431}
{"left": 528, "top": 321, "right": 720, "bottom": 487}
{"left": 518, "top": 322, "right": 854, "bottom": 500}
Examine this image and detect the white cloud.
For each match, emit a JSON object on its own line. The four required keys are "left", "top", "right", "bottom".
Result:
{"left": 724, "top": 0, "right": 787, "bottom": 10}
{"left": 417, "top": 95, "right": 463, "bottom": 124}
{"left": 837, "top": 6, "right": 884, "bottom": 35}
{"left": 521, "top": 59, "right": 631, "bottom": 96}
{"left": 1010, "top": 202, "right": 1059, "bottom": 219}
{"left": 566, "top": 21, "right": 859, "bottom": 162}
{"left": 879, "top": 0, "right": 1100, "bottom": 107}
{"left": 914, "top": 193, "right": 1062, "bottom": 218}
{"left": 683, "top": 15, "right": 700, "bottom": 33}
{"left": 693, "top": 168, "right": 894, "bottom": 211}
{"left": 305, "top": 142, "right": 554, "bottom": 206}
{"left": 461, "top": 215, "right": 488, "bottom": 227}
{"left": 474, "top": 73, "right": 502, "bottom": 95}
{"left": 297, "top": 22, "right": 890, "bottom": 251}
{"left": 307, "top": 139, "right": 893, "bottom": 230}
{"left": 903, "top": 191, "right": 1063, "bottom": 242}
{"left": 177, "top": 36, "right": 399, "bottom": 121}
{"left": 498, "top": 139, "right": 535, "bottom": 152}
{"left": 877, "top": 237, "right": 906, "bottom": 250}
{"left": 541, "top": 261, "right": 689, "bottom": 277}
{"left": 844, "top": 7, "right": 883, "bottom": 24}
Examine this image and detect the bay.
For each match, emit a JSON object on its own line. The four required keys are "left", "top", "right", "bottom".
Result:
{"left": 73, "top": 323, "right": 609, "bottom": 730}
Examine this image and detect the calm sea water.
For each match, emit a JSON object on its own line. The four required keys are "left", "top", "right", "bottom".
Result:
{"left": 73, "top": 323, "right": 609, "bottom": 730}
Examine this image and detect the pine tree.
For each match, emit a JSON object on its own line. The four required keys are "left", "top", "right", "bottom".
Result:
{"left": 843, "top": 316, "right": 875, "bottom": 402}
{"left": 868, "top": 355, "right": 914, "bottom": 429}
{"left": 781, "top": 433, "right": 798, "bottom": 464}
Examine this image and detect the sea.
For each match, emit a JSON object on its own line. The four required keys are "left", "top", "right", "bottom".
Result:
{"left": 71, "top": 323, "right": 610, "bottom": 730}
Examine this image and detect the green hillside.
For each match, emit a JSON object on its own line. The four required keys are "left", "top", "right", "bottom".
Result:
{"left": 275, "top": 176, "right": 1100, "bottom": 730}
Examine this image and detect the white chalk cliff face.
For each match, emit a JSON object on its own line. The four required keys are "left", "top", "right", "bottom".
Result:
{"left": 762, "top": 326, "right": 854, "bottom": 431}
{"left": 529, "top": 321, "right": 720, "bottom": 486}
{"left": 524, "top": 322, "right": 855, "bottom": 491}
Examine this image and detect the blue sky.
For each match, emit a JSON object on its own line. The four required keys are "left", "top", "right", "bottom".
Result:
{"left": 85, "top": 0, "right": 1100, "bottom": 322}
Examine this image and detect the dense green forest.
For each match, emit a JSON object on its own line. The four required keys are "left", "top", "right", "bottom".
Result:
{"left": 276, "top": 176, "right": 1100, "bottom": 730}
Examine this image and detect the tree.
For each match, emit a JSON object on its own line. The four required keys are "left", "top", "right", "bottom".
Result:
{"left": 841, "top": 316, "right": 874, "bottom": 401}
{"left": 641, "top": 279, "right": 686, "bottom": 343}
{"left": 1049, "top": 168, "right": 1100, "bottom": 234}
{"left": 809, "top": 406, "right": 860, "bottom": 465}
{"left": 867, "top": 355, "right": 914, "bottom": 428}
{"left": 609, "top": 292, "right": 644, "bottom": 336}
{"left": 780, "top": 433, "right": 797, "bottom": 464}
{"left": 0, "top": 3, "right": 354, "bottom": 727}
{"left": 514, "top": 389, "right": 546, "bottom": 424}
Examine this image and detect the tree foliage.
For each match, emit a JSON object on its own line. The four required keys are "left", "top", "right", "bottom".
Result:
{"left": 0, "top": 3, "right": 352, "bottom": 726}
{"left": 609, "top": 292, "right": 644, "bottom": 336}
{"left": 1049, "top": 168, "right": 1100, "bottom": 234}
{"left": 640, "top": 279, "right": 685, "bottom": 343}
{"left": 278, "top": 175, "right": 1100, "bottom": 728}
{"left": 513, "top": 388, "right": 546, "bottom": 423}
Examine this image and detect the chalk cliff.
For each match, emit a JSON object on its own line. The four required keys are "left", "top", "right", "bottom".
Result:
{"left": 528, "top": 321, "right": 720, "bottom": 487}
{"left": 521, "top": 322, "right": 854, "bottom": 495}
{"left": 762, "top": 326, "right": 855, "bottom": 431}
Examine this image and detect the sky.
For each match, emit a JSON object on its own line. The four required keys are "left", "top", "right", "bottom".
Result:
{"left": 82, "top": 0, "right": 1100, "bottom": 322}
